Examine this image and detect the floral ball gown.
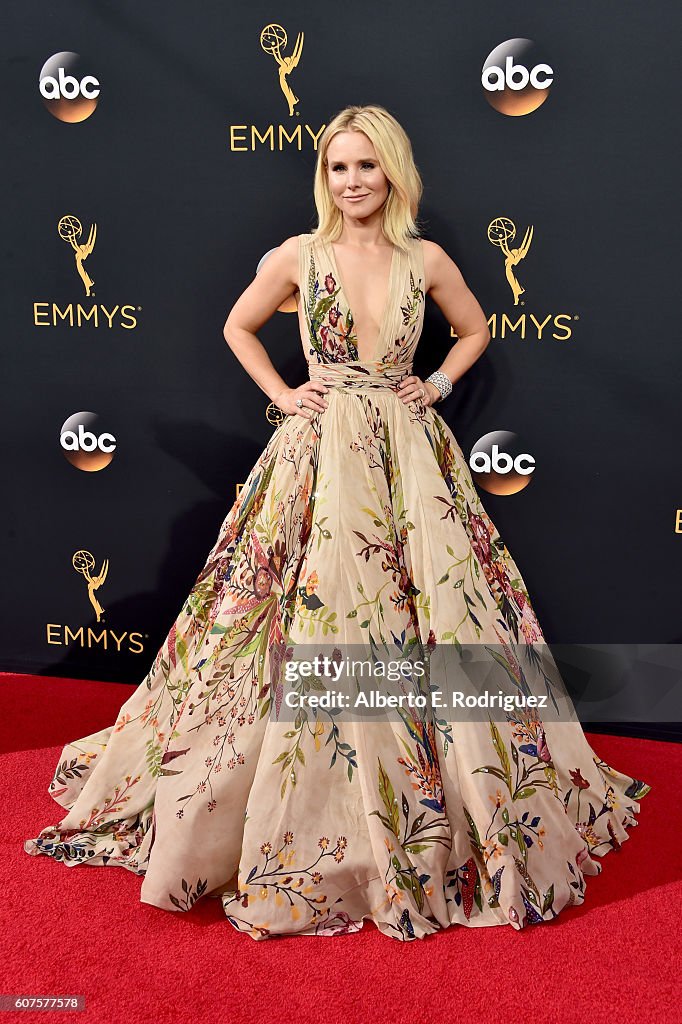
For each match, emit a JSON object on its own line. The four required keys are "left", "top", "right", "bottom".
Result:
{"left": 24, "top": 232, "right": 651, "bottom": 940}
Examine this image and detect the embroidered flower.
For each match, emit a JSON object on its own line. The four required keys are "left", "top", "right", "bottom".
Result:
{"left": 305, "top": 571, "right": 319, "bottom": 595}
{"left": 569, "top": 768, "right": 590, "bottom": 790}
{"left": 254, "top": 566, "right": 272, "bottom": 599}
{"left": 469, "top": 511, "right": 492, "bottom": 564}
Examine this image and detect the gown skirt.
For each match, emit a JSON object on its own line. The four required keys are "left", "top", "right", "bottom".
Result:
{"left": 23, "top": 232, "right": 651, "bottom": 941}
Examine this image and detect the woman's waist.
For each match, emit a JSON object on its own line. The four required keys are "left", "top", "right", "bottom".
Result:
{"left": 307, "top": 360, "right": 414, "bottom": 391}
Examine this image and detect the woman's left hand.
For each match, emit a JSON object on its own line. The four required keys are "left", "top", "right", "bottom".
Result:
{"left": 396, "top": 375, "right": 439, "bottom": 407}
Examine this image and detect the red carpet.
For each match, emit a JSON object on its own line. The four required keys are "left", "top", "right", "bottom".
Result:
{"left": 1, "top": 672, "right": 680, "bottom": 1024}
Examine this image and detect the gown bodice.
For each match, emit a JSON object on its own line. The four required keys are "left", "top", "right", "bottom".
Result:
{"left": 297, "top": 231, "right": 426, "bottom": 371}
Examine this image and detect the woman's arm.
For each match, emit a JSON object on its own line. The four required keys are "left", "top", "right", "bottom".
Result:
{"left": 223, "top": 236, "right": 300, "bottom": 404}
{"left": 422, "top": 240, "right": 491, "bottom": 402}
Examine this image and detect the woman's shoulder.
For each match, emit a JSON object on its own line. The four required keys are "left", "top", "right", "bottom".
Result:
{"left": 278, "top": 233, "right": 307, "bottom": 249}
{"left": 413, "top": 238, "right": 448, "bottom": 294}
{"left": 275, "top": 232, "right": 315, "bottom": 250}
{"left": 406, "top": 235, "right": 438, "bottom": 261}
{"left": 419, "top": 239, "right": 466, "bottom": 294}
{"left": 275, "top": 234, "right": 311, "bottom": 273}
{"left": 419, "top": 236, "right": 453, "bottom": 267}
{"left": 284, "top": 232, "right": 317, "bottom": 257}
{"left": 418, "top": 237, "right": 441, "bottom": 257}
{"left": 280, "top": 234, "right": 318, "bottom": 287}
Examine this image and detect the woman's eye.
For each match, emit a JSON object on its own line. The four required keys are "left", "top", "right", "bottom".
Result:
{"left": 331, "top": 163, "right": 374, "bottom": 171}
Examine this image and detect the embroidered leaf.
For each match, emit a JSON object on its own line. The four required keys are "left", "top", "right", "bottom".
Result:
{"left": 489, "top": 719, "right": 512, "bottom": 792}
{"left": 377, "top": 757, "right": 400, "bottom": 837}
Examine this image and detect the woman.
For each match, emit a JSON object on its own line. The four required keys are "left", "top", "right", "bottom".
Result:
{"left": 225, "top": 109, "right": 488, "bottom": 422}
{"left": 25, "top": 104, "right": 650, "bottom": 941}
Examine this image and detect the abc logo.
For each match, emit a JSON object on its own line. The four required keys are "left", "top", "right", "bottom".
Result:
{"left": 39, "top": 52, "right": 100, "bottom": 122}
{"left": 469, "top": 431, "right": 535, "bottom": 495}
{"left": 61, "top": 412, "right": 116, "bottom": 472}
{"left": 482, "top": 38, "right": 553, "bottom": 116}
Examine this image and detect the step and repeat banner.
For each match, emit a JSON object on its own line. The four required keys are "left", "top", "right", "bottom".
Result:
{"left": 3, "top": 2, "right": 680, "bottom": 737}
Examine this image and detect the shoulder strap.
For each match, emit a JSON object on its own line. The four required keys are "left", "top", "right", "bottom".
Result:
{"left": 410, "top": 236, "right": 425, "bottom": 283}
{"left": 298, "top": 233, "right": 314, "bottom": 306}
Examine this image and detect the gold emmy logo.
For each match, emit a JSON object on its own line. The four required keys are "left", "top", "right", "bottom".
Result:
{"left": 260, "top": 23, "right": 304, "bottom": 116}
{"left": 59, "top": 214, "right": 96, "bottom": 296}
{"left": 488, "top": 217, "right": 533, "bottom": 306}
{"left": 34, "top": 215, "right": 138, "bottom": 328}
{"left": 266, "top": 401, "right": 287, "bottom": 425}
{"left": 73, "top": 549, "right": 108, "bottom": 622}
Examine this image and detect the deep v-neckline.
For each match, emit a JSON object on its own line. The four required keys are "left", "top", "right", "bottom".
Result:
{"left": 324, "top": 237, "right": 398, "bottom": 363}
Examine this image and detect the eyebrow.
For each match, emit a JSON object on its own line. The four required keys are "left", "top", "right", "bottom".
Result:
{"left": 329, "top": 157, "right": 376, "bottom": 162}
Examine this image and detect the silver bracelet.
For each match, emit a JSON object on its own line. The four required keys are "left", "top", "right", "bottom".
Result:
{"left": 425, "top": 370, "right": 453, "bottom": 402}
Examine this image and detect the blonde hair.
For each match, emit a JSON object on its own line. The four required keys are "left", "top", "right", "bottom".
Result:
{"left": 311, "top": 104, "right": 424, "bottom": 252}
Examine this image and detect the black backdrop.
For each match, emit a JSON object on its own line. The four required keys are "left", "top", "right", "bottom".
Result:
{"left": 3, "top": 1, "right": 680, "bottom": 739}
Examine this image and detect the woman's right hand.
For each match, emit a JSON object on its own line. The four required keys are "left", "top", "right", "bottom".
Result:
{"left": 274, "top": 382, "right": 330, "bottom": 419}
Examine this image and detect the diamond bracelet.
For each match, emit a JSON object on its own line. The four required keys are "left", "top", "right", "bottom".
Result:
{"left": 425, "top": 370, "right": 453, "bottom": 402}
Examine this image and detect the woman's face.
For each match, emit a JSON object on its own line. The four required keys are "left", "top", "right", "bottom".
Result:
{"left": 325, "top": 131, "right": 390, "bottom": 221}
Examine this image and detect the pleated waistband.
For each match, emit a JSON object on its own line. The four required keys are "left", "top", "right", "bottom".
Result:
{"left": 307, "top": 361, "right": 414, "bottom": 392}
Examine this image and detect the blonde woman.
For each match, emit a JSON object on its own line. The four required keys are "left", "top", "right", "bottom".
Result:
{"left": 25, "top": 104, "right": 650, "bottom": 942}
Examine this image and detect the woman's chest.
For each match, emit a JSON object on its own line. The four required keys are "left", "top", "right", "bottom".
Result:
{"left": 331, "top": 245, "right": 395, "bottom": 336}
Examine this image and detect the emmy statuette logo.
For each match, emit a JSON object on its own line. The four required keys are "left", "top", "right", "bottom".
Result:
{"left": 488, "top": 217, "right": 533, "bottom": 307}
{"left": 46, "top": 552, "right": 146, "bottom": 654}
{"left": 260, "top": 23, "right": 304, "bottom": 117}
{"left": 229, "top": 25, "right": 324, "bottom": 151}
{"left": 482, "top": 218, "right": 578, "bottom": 342}
{"left": 59, "top": 215, "right": 96, "bottom": 296}
{"left": 73, "top": 549, "right": 108, "bottom": 623}
{"left": 33, "top": 215, "right": 139, "bottom": 329}
{"left": 266, "top": 402, "right": 286, "bottom": 426}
